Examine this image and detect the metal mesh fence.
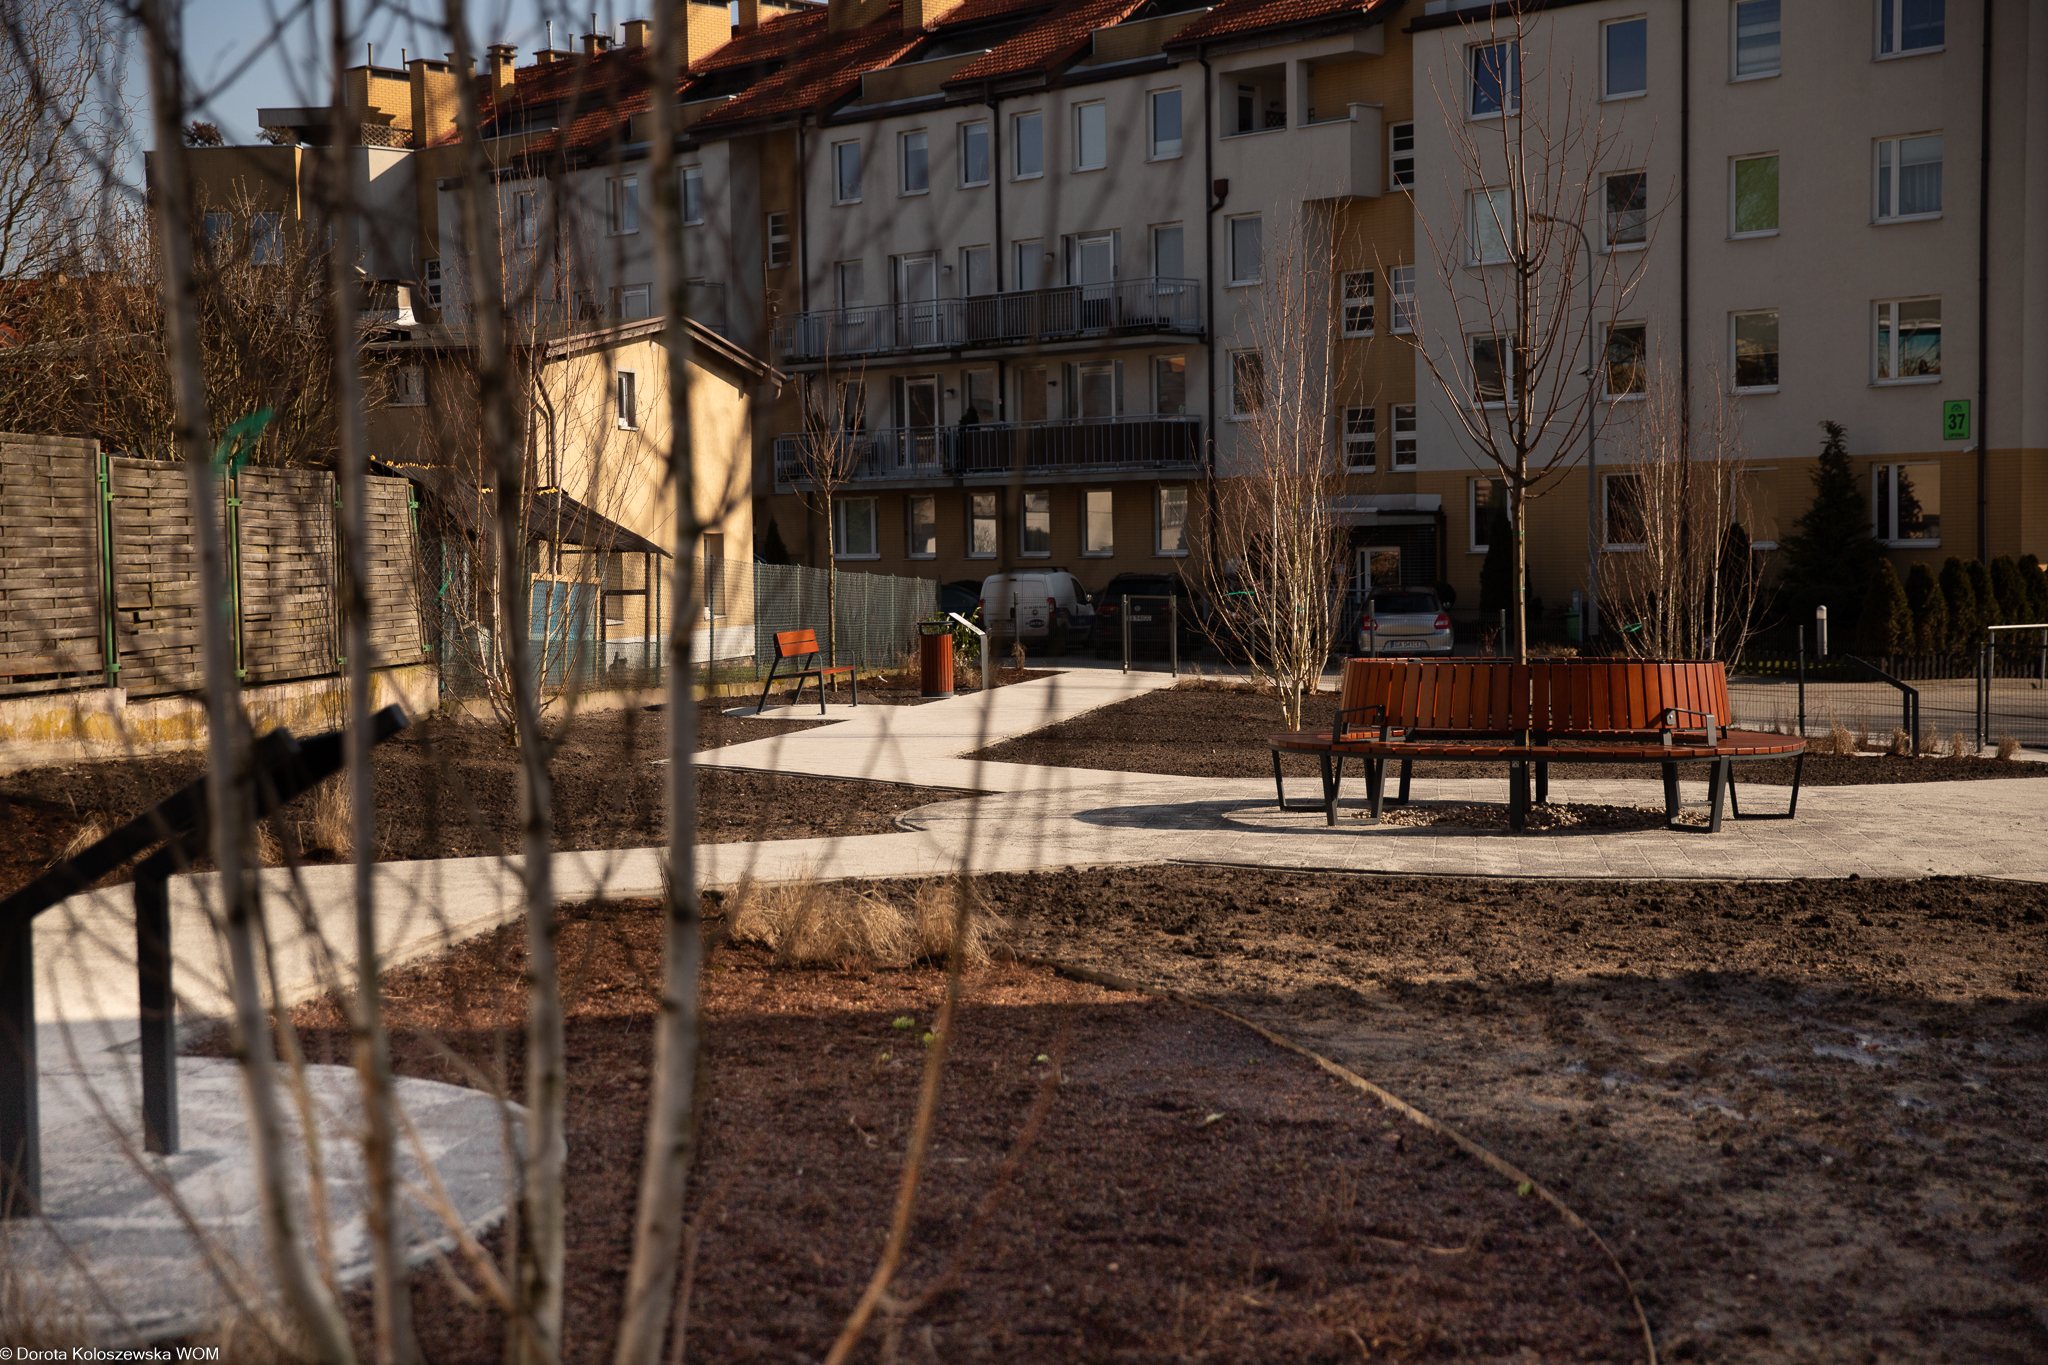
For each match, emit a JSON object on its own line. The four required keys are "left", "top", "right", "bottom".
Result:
{"left": 1728, "top": 634, "right": 2048, "bottom": 750}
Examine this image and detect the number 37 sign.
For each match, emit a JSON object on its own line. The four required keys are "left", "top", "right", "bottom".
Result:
{"left": 1943, "top": 399, "right": 1971, "bottom": 442}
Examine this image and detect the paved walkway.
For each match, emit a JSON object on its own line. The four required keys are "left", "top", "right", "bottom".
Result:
{"left": 19, "top": 666, "right": 2048, "bottom": 1340}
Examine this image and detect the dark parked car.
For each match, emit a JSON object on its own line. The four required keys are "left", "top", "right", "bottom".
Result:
{"left": 1093, "top": 573, "right": 1199, "bottom": 658}
{"left": 937, "top": 580, "right": 981, "bottom": 622}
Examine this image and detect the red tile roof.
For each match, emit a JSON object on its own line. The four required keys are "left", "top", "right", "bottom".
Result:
{"left": 1168, "top": 0, "right": 1390, "bottom": 46}
{"left": 942, "top": 0, "right": 1148, "bottom": 85}
{"left": 691, "top": 7, "right": 925, "bottom": 129}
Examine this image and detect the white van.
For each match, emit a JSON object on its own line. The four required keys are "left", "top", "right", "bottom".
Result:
{"left": 979, "top": 571, "right": 1091, "bottom": 646}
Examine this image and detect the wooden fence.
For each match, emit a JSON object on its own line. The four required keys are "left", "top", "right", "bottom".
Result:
{"left": 0, "top": 434, "right": 426, "bottom": 698}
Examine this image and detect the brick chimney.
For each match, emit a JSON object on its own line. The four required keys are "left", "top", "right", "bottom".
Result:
{"left": 734, "top": 0, "right": 761, "bottom": 29}
{"left": 903, "top": 0, "right": 964, "bottom": 29}
{"left": 408, "top": 56, "right": 460, "bottom": 144}
{"left": 621, "top": 19, "right": 650, "bottom": 48}
{"left": 583, "top": 30, "right": 616, "bottom": 55}
{"left": 486, "top": 43, "right": 518, "bottom": 97}
{"left": 828, "top": 0, "right": 891, "bottom": 34}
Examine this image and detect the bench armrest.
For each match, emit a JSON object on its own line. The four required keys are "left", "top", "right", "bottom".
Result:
{"left": 1336, "top": 703, "right": 1394, "bottom": 742}
{"left": 1659, "top": 706, "right": 1721, "bottom": 742}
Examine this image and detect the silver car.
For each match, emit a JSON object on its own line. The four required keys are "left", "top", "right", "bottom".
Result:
{"left": 1356, "top": 588, "right": 1454, "bottom": 656}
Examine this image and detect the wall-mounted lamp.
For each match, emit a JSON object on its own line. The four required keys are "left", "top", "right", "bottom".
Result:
{"left": 945, "top": 388, "right": 957, "bottom": 397}
{"left": 1043, "top": 251, "right": 1055, "bottom": 262}
{"left": 941, "top": 263, "right": 953, "bottom": 274}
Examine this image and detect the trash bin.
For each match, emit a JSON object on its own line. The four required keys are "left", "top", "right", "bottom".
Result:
{"left": 917, "top": 620, "right": 955, "bottom": 698}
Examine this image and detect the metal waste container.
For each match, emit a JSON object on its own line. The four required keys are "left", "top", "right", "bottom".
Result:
{"left": 917, "top": 619, "right": 955, "bottom": 698}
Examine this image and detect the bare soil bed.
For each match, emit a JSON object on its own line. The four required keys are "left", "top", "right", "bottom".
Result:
{"left": 207, "top": 867, "right": 2048, "bottom": 1363}
{"left": 0, "top": 702, "right": 944, "bottom": 897}
{"left": 971, "top": 683, "right": 2048, "bottom": 789}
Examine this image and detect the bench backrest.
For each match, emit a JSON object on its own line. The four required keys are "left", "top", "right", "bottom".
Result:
{"left": 774, "top": 628, "right": 821, "bottom": 661}
{"left": 1340, "top": 657, "right": 1732, "bottom": 737}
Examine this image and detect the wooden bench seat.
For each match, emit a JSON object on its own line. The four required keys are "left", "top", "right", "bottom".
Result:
{"left": 756, "top": 628, "right": 859, "bottom": 715}
{"left": 1268, "top": 659, "right": 1806, "bottom": 832}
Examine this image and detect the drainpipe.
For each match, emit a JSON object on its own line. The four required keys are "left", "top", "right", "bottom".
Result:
{"left": 1976, "top": 0, "right": 1992, "bottom": 561}
{"left": 1678, "top": 0, "right": 1691, "bottom": 466}
{"left": 1200, "top": 48, "right": 1218, "bottom": 478}
{"left": 989, "top": 83, "right": 1004, "bottom": 420}
{"left": 797, "top": 114, "right": 810, "bottom": 314}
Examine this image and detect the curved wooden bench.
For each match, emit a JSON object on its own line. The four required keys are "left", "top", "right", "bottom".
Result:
{"left": 1269, "top": 658, "right": 1806, "bottom": 832}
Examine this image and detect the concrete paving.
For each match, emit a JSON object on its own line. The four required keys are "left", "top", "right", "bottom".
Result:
{"left": 16, "top": 665, "right": 2047, "bottom": 1340}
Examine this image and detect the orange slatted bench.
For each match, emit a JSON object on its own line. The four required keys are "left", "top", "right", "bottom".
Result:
{"left": 756, "top": 628, "right": 859, "bottom": 715}
{"left": 1268, "top": 658, "right": 1806, "bottom": 832}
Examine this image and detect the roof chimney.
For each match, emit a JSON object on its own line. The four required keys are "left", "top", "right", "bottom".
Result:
{"left": 409, "top": 55, "right": 460, "bottom": 145}
{"left": 583, "top": 30, "right": 616, "bottom": 55}
{"left": 486, "top": 43, "right": 517, "bottom": 96}
{"left": 903, "top": 0, "right": 965, "bottom": 30}
{"left": 734, "top": 0, "right": 761, "bottom": 29}
{"left": 827, "top": 0, "right": 891, "bottom": 34}
{"left": 621, "top": 19, "right": 651, "bottom": 48}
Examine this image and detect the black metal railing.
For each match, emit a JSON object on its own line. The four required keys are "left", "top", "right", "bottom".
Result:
{"left": 773, "top": 277, "right": 1202, "bottom": 361}
{"left": 774, "top": 414, "right": 1203, "bottom": 486}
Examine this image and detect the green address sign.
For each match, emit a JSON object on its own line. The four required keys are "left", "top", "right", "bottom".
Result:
{"left": 1943, "top": 399, "right": 1971, "bottom": 442}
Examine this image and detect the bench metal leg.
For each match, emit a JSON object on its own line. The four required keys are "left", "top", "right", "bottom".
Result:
{"left": 1393, "top": 759, "right": 1412, "bottom": 806}
{"left": 1535, "top": 760, "right": 1550, "bottom": 806}
{"left": 1730, "top": 751, "right": 1804, "bottom": 821}
{"left": 1789, "top": 751, "right": 1804, "bottom": 817}
{"left": 136, "top": 873, "right": 176, "bottom": 1156}
{"left": 1366, "top": 757, "right": 1388, "bottom": 823}
{"left": 755, "top": 671, "right": 777, "bottom": 715}
{"left": 1661, "top": 762, "right": 1680, "bottom": 820}
{"left": 1320, "top": 752, "right": 1345, "bottom": 827}
{"left": 0, "top": 921, "right": 37, "bottom": 1216}
{"left": 1706, "top": 757, "right": 1731, "bottom": 833}
{"left": 1507, "top": 761, "right": 1530, "bottom": 832}
{"left": 1271, "top": 749, "right": 1287, "bottom": 809}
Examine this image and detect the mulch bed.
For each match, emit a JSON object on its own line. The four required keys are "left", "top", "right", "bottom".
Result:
{"left": 201, "top": 866, "right": 2048, "bottom": 1362}
{"left": 970, "top": 683, "right": 2048, "bottom": 787}
{"left": 0, "top": 703, "right": 948, "bottom": 898}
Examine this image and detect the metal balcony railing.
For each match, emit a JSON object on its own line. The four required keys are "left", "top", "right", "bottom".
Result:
{"left": 773, "top": 277, "right": 1202, "bottom": 362}
{"left": 774, "top": 414, "right": 1203, "bottom": 485}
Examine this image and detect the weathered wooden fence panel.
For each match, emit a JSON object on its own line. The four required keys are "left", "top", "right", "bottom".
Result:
{"left": 108, "top": 456, "right": 206, "bottom": 697}
{"left": 0, "top": 436, "right": 104, "bottom": 695}
{"left": 238, "top": 467, "right": 337, "bottom": 683}
{"left": 362, "top": 475, "right": 424, "bottom": 666}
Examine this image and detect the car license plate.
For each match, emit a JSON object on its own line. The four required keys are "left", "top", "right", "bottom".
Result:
{"left": 1384, "top": 639, "right": 1426, "bottom": 651}
{"left": 1131, "top": 614, "right": 1153, "bottom": 623}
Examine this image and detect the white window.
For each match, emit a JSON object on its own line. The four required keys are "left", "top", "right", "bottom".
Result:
{"left": 513, "top": 190, "right": 538, "bottom": 247}
{"left": 1732, "top": 154, "right": 1778, "bottom": 235}
{"left": 616, "top": 370, "right": 638, "bottom": 429}
{"left": 250, "top": 211, "right": 282, "bottom": 265}
{"left": 1604, "top": 473, "right": 1646, "bottom": 549}
{"left": 1469, "top": 40, "right": 1519, "bottom": 118}
{"left": 1873, "top": 462, "right": 1941, "bottom": 544}
{"left": 1021, "top": 489, "right": 1051, "bottom": 556}
{"left": 1732, "top": 309, "right": 1779, "bottom": 391}
{"left": 1013, "top": 110, "right": 1043, "bottom": 178}
{"left": 1471, "top": 334, "right": 1518, "bottom": 406}
{"left": 1391, "top": 405, "right": 1417, "bottom": 466}
{"left": 1605, "top": 171, "right": 1647, "bottom": 249}
{"left": 1877, "top": 0, "right": 1944, "bottom": 57}
{"left": 1733, "top": 0, "right": 1780, "bottom": 78}
{"left": 1156, "top": 485, "right": 1188, "bottom": 556}
{"left": 1343, "top": 406, "right": 1376, "bottom": 471}
{"left": 766, "top": 212, "right": 790, "bottom": 268}
{"left": 960, "top": 121, "right": 990, "bottom": 186}
{"left": 1603, "top": 17, "right": 1648, "bottom": 98}
{"left": 1389, "top": 265, "right": 1415, "bottom": 333}
{"left": 1084, "top": 489, "right": 1114, "bottom": 555}
{"left": 681, "top": 166, "right": 704, "bottom": 225}
{"left": 1341, "top": 270, "right": 1374, "bottom": 337}
{"left": 608, "top": 176, "right": 639, "bottom": 234}
{"left": 961, "top": 244, "right": 993, "bottom": 297}
{"left": 423, "top": 258, "right": 442, "bottom": 307}
{"left": 964, "top": 368, "right": 996, "bottom": 422}
{"left": 1875, "top": 134, "right": 1942, "bottom": 220}
{"left": 1074, "top": 101, "right": 1107, "bottom": 171}
{"left": 391, "top": 365, "right": 426, "bottom": 407}
{"left": 1874, "top": 297, "right": 1941, "bottom": 381}
{"left": 1228, "top": 213, "right": 1261, "bottom": 284}
{"left": 833, "top": 497, "right": 879, "bottom": 559}
{"left": 900, "top": 129, "right": 929, "bottom": 194}
{"left": 1230, "top": 350, "right": 1263, "bottom": 418}
{"left": 1470, "top": 476, "right": 1509, "bottom": 551}
{"left": 1388, "top": 121, "right": 1414, "bottom": 189}
{"left": 1154, "top": 355, "right": 1186, "bottom": 414}
{"left": 837, "top": 260, "right": 864, "bottom": 308}
{"left": 1150, "top": 89, "right": 1182, "bottom": 159}
{"left": 619, "top": 285, "right": 651, "bottom": 319}
{"left": 968, "top": 491, "right": 998, "bottom": 558}
{"left": 1013, "top": 239, "right": 1045, "bottom": 292}
{"left": 1605, "top": 322, "right": 1647, "bottom": 397}
{"left": 1469, "top": 187, "right": 1511, "bottom": 264}
{"left": 833, "top": 140, "right": 862, "bottom": 203}
{"left": 907, "top": 494, "right": 937, "bottom": 558}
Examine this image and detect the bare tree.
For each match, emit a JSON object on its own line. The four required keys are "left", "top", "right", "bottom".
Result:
{"left": 1398, "top": 3, "right": 1650, "bottom": 661}
{"left": 0, "top": 0, "right": 125, "bottom": 278}
{"left": 788, "top": 358, "right": 871, "bottom": 666}
{"left": 1192, "top": 205, "right": 1352, "bottom": 731}
{"left": 1597, "top": 356, "right": 1766, "bottom": 661}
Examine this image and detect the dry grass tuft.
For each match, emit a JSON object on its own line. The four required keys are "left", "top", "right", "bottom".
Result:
{"left": 724, "top": 873, "right": 1008, "bottom": 967}
{"left": 1886, "top": 728, "right": 1913, "bottom": 757}
{"left": 1010, "top": 640, "right": 1027, "bottom": 671}
{"left": 1949, "top": 732, "right": 1971, "bottom": 759}
{"left": 54, "top": 812, "right": 112, "bottom": 865}
{"left": 307, "top": 773, "right": 352, "bottom": 857}
{"left": 1996, "top": 734, "right": 2021, "bottom": 761}
{"left": 1809, "top": 723, "right": 1858, "bottom": 758}
{"left": 0, "top": 1254, "right": 93, "bottom": 1347}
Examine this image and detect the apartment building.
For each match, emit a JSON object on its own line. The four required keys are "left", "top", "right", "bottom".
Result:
{"left": 1406, "top": 0, "right": 2047, "bottom": 628}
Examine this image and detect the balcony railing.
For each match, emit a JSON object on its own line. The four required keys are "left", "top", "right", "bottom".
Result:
{"left": 773, "top": 277, "right": 1202, "bottom": 362}
{"left": 775, "top": 414, "right": 1203, "bottom": 485}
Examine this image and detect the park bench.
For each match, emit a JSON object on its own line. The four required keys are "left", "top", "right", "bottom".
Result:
{"left": 755, "top": 627, "right": 859, "bottom": 715}
{"left": 1269, "top": 658, "right": 1807, "bottom": 832}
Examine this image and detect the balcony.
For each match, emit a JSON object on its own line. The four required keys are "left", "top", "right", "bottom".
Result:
{"left": 773, "top": 278, "right": 1201, "bottom": 364}
{"left": 775, "top": 415, "right": 1202, "bottom": 487}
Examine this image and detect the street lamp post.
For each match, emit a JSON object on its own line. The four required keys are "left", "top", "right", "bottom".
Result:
{"left": 1532, "top": 211, "right": 1601, "bottom": 645}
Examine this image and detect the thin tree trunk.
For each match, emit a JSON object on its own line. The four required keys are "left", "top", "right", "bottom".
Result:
{"left": 441, "top": 5, "right": 564, "bottom": 1360}
{"left": 324, "top": 2, "right": 418, "bottom": 1358}
{"left": 612, "top": 2, "right": 705, "bottom": 1359}
{"left": 138, "top": 4, "right": 354, "bottom": 1359}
